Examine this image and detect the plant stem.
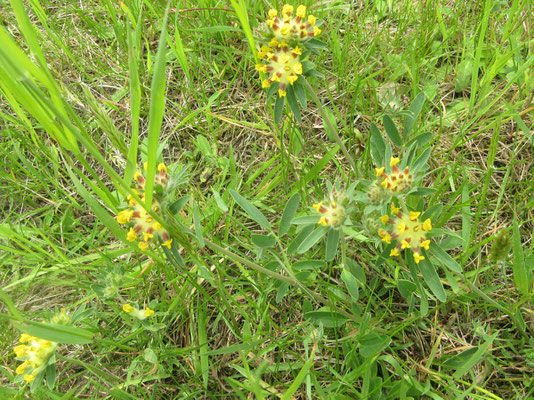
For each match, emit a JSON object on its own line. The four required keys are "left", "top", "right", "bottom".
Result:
{"left": 302, "top": 78, "right": 357, "bottom": 173}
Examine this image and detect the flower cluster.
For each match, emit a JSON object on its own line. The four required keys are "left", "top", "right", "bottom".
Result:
{"left": 256, "top": 46, "right": 303, "bottom": 97}
{"left": 375, "top": 157, "right": 413, "bottom": 194}
{"left": 267, "top": 5, "right": 321, "bottom": 43}
{"left": 14, "top": 333, "right": 57, "bottom": 384}
{"left": 378, "top": 204, "right": 432, "bottom": 264}
{"left": 116, "top": 162, "right": 172, "bottom": 251}
{"left": 255, "top": 4, "right": 322, "bottom": 98}
{"left": 123, "top": 304, "right": 155, "bottom": 320}
{"left": 313, "top": 190, "right": 346, "bottom": 228}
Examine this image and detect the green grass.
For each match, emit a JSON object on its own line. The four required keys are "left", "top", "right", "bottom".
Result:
{"left": 1, "top": 0, "right": 533, "bottom": 398}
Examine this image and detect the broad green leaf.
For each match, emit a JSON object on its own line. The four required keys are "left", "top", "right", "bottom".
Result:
{"left": 294, "top": 81, "right": 307, "bottom": 109}
{"left": 169, "top": 195, "right": 191, "bottom": 215}
{"left": 229, "top": 190, "right": 271, "bottom": 230}
{"left": 286, "top": 86, "right": 301, "bottom": 122}
{"left": 251, "top": 234, "right": 276, "bottom": 248}
{"left": 279, "top": 193, "right": 300, "bottom": 236}
{"left": 288, "top": 225, "right": 314, "bottom": 254}
{"left": 359, "top": 333, "right": 391, "bottom": 358}
{"left": 418, "top": 256, "right": 446, "bottom": 302}
{"left": 397, "top": 279, "right": 416, "bottom": 299}
{"left": 341, "top": 267, "right": 359, "bottom": 302}
{"left": 441, "top": 347, "right": 478, "bottom": 368}
{"left": 383, "top": 115, "right": 402, "bottom": 146}
{"left": 274, "top": 94, "right": 285, "bottom": 124}
{"left": 370, "top": 124, "right": 385, "bottom": 166}
{"left": 430, "top": 243, "right": 462, "bottom": 273}
{"left": 325, "top": 229, "right": 340, "bottom": 261}
{"left": 304, "top": 309, "right": 347, "bottom": 328}
{"left": 512, "top": 218, "right": 529, "bottom": 296}
{"left": 293, "top": 260, "right": 325, "bottom": 270}
{"left": 404, "top": 92, "right": 426, "bottom": 138}
{"left": 297, "top": 225, "right": 329, "bottom": 254}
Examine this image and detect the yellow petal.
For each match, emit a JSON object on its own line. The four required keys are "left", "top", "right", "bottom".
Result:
{"left": 278, "top": 89, "right": 287, "bottom": 97}
{"left": 138, "top": 241, "right": 149, "bottom": 251}
{"left": 313, "top": 26, "right": 321, "bottom": 36}
{"left": 268, "top": 8, "right": 277, "bottom": 18}
{"left": 401, "top": 240, "right": 411, "bottom": 249}
{"left": 409, "top": 211, "right": 421, "bottom": 221}
{"left": 296, "top": 5, "right": 306, "bottom": 18}
{"left": 390, "top": 157, "right": 400, "bottom": 167}
{"left": 397, "top": 222, "right": 407, "bottom": 234}
{"left": 390, "top": 248, "right": 400, "bottom": 257}
{"left": 123, "top": 304, "right": 134, "bottom": 313}
{"left": 318, "top": 216, "right": 327, "bottom": 226}
{"left": 24, "top": 374, "right": 35, "bottom": 383}
{"left": 144, "top": 308, "right": 155, "bottom": 317}
{"left": 308, "top": 15, "right": 316, "bottom": 25}
{"left": 127, "top": 227, "right": 137, "bottom": 242}
{"left": 375, "top": 167, "right": 385, "bottom": 177}
{"left": 157, "top": 162, "right": 167, "bottom": 172}
{"left": 162, "top": 239, "right": 173, "bottom": 249}
{"left": 420, "top": 240, "right": 431, "bottom": 250}
{"left": 262, "top": 79, "right": 271, "bottom": 88}
{"left": 422, "top": 218, "right": 432, "bottom": 231}
{"left": 391, "top": 205, "right": 400, "bottom": 215}
{"left": 294, "top": 62, "right": 303, "bottom": 75}
{"left": 413, "top": 252, "right": 425, "bottom": 264}
{"left": 381, "top": 234, "right": 391, "bottom": 244}
{"left": 379, "top": 215, "right": 389, "bottom": 225}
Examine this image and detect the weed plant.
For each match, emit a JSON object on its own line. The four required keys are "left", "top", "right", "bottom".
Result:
{"left": 0, "top": 0, "right": 533, "bottom": 399}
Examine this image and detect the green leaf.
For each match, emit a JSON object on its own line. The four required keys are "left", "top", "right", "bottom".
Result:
{"left": 279, "top": 193, "right": 300, "bottom": 236}
{"left": 46, "top": 363, "right": 56, "bottom": 390}
{"left": 169, "top": 195, "right": 191, "bottom": 215}
{"left": 274, "top": 94, "right": 285, "bottom": 124}
{"left": 397, "top": 279, "right": 416, "bottom": 299}
{"left": 512, "top": 218, "right": 529, "bottom": 296}
{"left": 418, "top": 256, "right": 447, "bottom": 302}
{"left": 294, "top": 81, "right": 307, "bottom": 109}
{"left": 412, "top": 147, "right": 432, "bottom": 171}
{"left": 430, "top": 243, "right": 462, "bottom": 273}
{"left": 297, "top": 225, "right": 329, "bottom": 254}
{"left": 212, "top": 190, "right": 228, "bottom": 212}
{"left": 404, "top": 92, "right": 426, "bottom": 138}
{"left": 325, "top": 229, "right": 340, "bottom": 261}
{"left": 286, "top": 86, "right": 301, "bottom": 123}
{"left": 288, "top": 225, "right": 314, "bottom": 254}
{"left": 452, "top": 333, "right": 497, "bottom": 378}
{"left": 293, "top": 260, "right": 325, "bottom": 270}
{"left": 341, "top": 267, "right": 359, "bottom": 302}
{"left": 359, "top": 333, "right": 391, "bottom": 358}
{"left": 251, "top": 234, "right": 276, "bottom": 248}
{"left": 193, "top": 201, "right": 204, "bottom": 248}
{"left": 17, "top": 321, "right": 93, "bottom": 344}
{"left": 230, "top": 190, "right": 271, "bottom": 230}
{"left": 144, "top": 3, "right": 171, "bottom": 207}
{"left": 441, "top": 347, "right": 478, "bottom": 368}
{"left": 383, "top": 115, "right": 402, "bottom": 147}
{"left": 370, "top": 124, "right": 385, "bottom": 166}
{"left": 304, "top": 309, "right": 347, "bottom": 328}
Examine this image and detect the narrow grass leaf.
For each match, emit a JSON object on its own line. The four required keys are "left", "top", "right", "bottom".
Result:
{"left": 230, "top": 190, "right": 271, "bottom": 231}
{"left": 193, "top": 201, "right": 204, "bottom": 248}
{"left": 512, "top": 218, "right": 529, "bottom": 296}
{"left": 17, "top": 321, "right": 94, "bottom": 344}
{"left": 144, "top": 3, "right": 171, "bottom": 207}
{"left": 383, "top": 115, "right": 402, "bottom": 147}
{"left": 279, "top": 193, "right": 300, "bottom": 236}
{"left": 280, "top": 343, "right": 316, "bottom": 400}
{"left": 452, "top": 333, "right": 497, "bottom": 378}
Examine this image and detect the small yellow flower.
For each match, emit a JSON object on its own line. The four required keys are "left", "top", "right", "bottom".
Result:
{"left": 296, "top": 5, "right": 306, "bottom": 18}
{"left": 420, "top": 240, "right": 431, "bottom": 250}
{"left": 269, "top": 38, "right": 279, "bottom": 48}
{"left": 134, "top": 171, "right": 143, "bottom": 181}
{"left": 409, "top": 211, "right": 421, "bottom": 221}
{"left": 162, "top": 239, "right": 173, "bottom": 249}
{"left": 262, "top": 79, "right": 271, "bottom": 88}
{"left": 142, "top": 232, "right": 154, "bottom": 242}
{"left": 117, "top": 210, "right": 134, "bottom": 224}
{"left": 391, "top": 205, "right": 400, "bottom": 215}
{"left": 279, "top": 89, "right": 287, "bottom": 97}
{"left": 390, "top": 248, "right": 400, "bottom": 257}
{"left": 375, "top": 167, "right": 385, "bottom": 177}
{"left": 318, "top": 216, "right": 327, "bottom": 226}
{"left": 381, "top": 233, "right": 392, "bottom": 244}
{"left": 23, "top": 374, "right": 35, "bottom": 384}
{"left": 291, "top": 46, "right": 302, "bottom": 55}
{"left": 14, "top": 345, "right": 26, "bottom": 358}
{"left": 308, "top": 15, "right": 316, "bottom": 25}
{"left": 379, "top": 215, "right": 389, "bottom": 225}
{"left": 16, "top": 361, "right": 29, "bottom": 375}
{"left": 397, "top": 222, "right": 407, "bottom": 234}
{"left": 401, "top": 240, "right": 411, "bottom": 249}
{"left": 312, "top": 202, "right": 322, "bottom": 212}
{"left": 255, "top": 64, "right": 268, "bottom": 73}
{"left": 123, "top": 304, "right": 134, "bottom": 313}
{"left": 144, "top": 307, "right": 155, "bottom": 317}
{"left": 268, "top": 8, "right": 277, "bottom": 18}
{"left": 413, "top": 252, "right": 425, "bottom": 264}
{"left": 422, "top": 218, "right": 432, "bottom": 231}
{"left": 390, "top": 157, "right": 400, "bottom": 167}
{"left": 157, "top": 163, "right": 167, "bottom": 172}
{"left": 127, "top": 227, "right": 137, "bottom": 242}
{"left": 281, "top": 4, "right": 294, "bottom": 18}
{"left": 138, "top": 241, "right": 149, "bottom": 251}
{"left": 313, "top": 26, "right": 321, "bottom": 36}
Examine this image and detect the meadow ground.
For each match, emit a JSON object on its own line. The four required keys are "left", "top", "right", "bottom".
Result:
{"left": 0, "top": 0, "right": 533, "bottom": 399}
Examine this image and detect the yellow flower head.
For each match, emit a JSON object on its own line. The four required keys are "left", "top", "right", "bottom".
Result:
{"left": 263, "top": 4, "right": 320, "bottom": 44}
{"left": 377, "top": 209, "right": 432, "bottom": 264}
{"left": 256, "top": 46, "right": 303, "bottom": 97}
{"left": 374, "top": 157, "right": 413, "bottom": 194}
{"left": 14, "top": 328, "right": 57, "bottom": 385}
{"left": 123, "top": 304, "right": 155, "bottom": 320}
{"left": 313, "top": 190, "right": 347, "bottom": 228}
